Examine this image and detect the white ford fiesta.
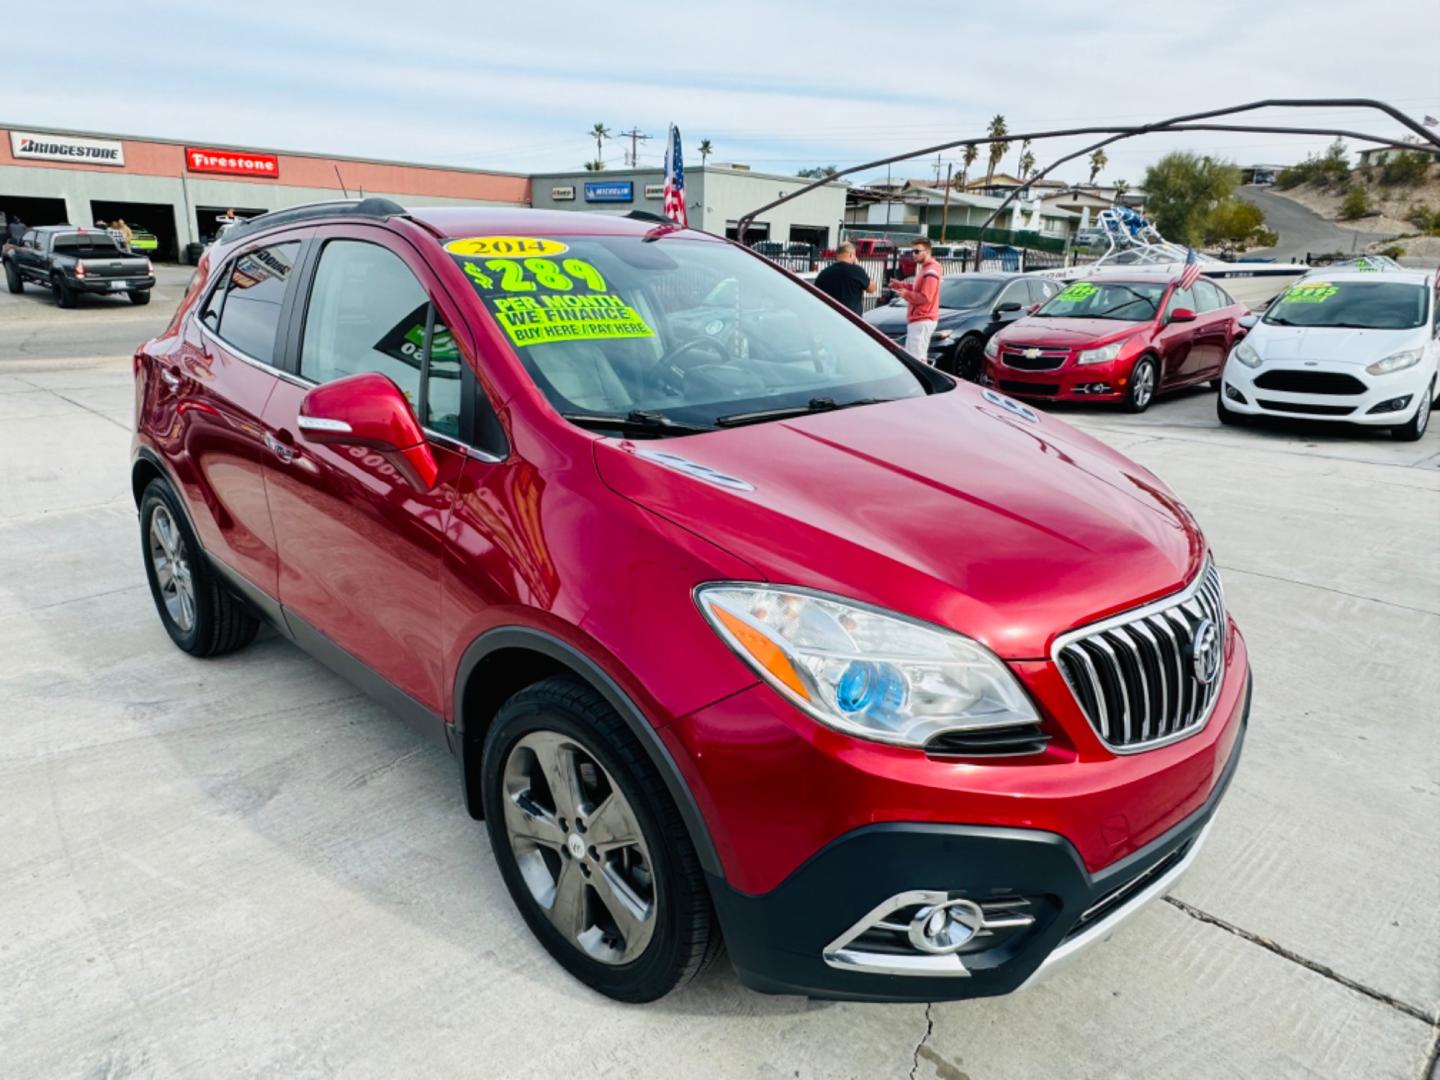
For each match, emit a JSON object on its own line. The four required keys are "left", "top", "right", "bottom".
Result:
{"left": 1217, "top": 266, "right": 1439, "bottom": 441}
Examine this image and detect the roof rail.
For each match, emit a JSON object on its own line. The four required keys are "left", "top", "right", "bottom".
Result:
{"left": 221, "top": 197, "right": 406, "bottom": 245}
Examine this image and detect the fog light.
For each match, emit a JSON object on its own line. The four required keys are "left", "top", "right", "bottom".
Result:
{"left": 907, "top": 898, "right": 985, "bottom": 955}
{"left": 1367, "top": 395, "right": 1412, "bottom": 415}
{"left": 1224, "top": 383, "right": 1246, "bottom": 404}
{"left": 1075, "top": 382, "right": 1112, "bottom": 395}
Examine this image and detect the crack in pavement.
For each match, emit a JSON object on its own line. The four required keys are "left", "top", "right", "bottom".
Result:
{"left": 1164, "top": 896, "right": 1435, "bottom": 1026}
{"left": 1218, "top": 563, "right": 1440, "bottom": 618}
{"left": 910, "top": 1001, "right": 934, "bottom": 1080}
{"left": 1421, "top": 1024, "right": 1439, "bottom": 1080}
{"left": 12, "top": 374, "right": 132, "bottom": 432}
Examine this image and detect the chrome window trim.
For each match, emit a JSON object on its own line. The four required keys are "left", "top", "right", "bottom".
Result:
{"left": 1051, "top": 559, "right": 1226, "bottom": 755}
{"left": 198, "top": 321, "right": 309, "bottom": 388}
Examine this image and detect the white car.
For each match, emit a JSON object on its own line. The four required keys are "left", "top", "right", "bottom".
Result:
{"left": 1217, "top": 267, "right": 1439, "bottom": 441}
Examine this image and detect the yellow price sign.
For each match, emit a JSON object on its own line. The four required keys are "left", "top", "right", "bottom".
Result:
{"left": 445, "top": 236, "right": 570, "bottom": 258}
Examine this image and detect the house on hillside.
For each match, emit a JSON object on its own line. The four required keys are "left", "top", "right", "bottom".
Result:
{"left": 1356, "top": 140, "right": 1440, "bottom": 167}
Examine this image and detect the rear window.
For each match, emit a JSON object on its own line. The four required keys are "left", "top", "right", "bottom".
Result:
{"left": 52, "top": 234, "right": 122, "bottom": 258}
{"left": 1263, "top": 280, "right": 1427, "bottom": 330}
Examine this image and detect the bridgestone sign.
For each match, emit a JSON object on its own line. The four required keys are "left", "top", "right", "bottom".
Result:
{"left": 10, "top": 131, "right": 125, "bottom": 166}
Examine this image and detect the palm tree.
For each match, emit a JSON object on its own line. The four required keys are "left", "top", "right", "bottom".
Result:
{"left": 984, "top": 115, "right": 1009, "bottom": 186}
{"left": 583, "top": 159, "right": 605, "bottom": 172}
{"left": 1018, "top": 139, "right": 1035, "bottom": 182}
{"left": 1113, "top": 178, "right": 1129, "bottom": 205}
{"left": 697, "top": 138, "right": 713, "bottom": 165}
{"left": 1088, "top": 148, "right": 1108, "bottom": 186}
{"left": 589, "top": 123, "right": 611, "bottom": 165}
{"left": 961, "top": 143, "right": 978, "bottom": 186}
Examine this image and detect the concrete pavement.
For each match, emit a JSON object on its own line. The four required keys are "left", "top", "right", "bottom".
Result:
{"left": 2, "top": 286, "right": 1438, "bottom": 1079}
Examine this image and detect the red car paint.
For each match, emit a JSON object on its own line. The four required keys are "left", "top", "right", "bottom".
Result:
{"left": 132, "top": 207, "right": 1249, "bottom": 998}
{"left": 984, "top": 275, "right": 1247, "bottom": 404}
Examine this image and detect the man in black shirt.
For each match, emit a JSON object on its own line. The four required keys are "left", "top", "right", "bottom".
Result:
{"left": 813, "top": 241, "right": 876, "bottom": 316}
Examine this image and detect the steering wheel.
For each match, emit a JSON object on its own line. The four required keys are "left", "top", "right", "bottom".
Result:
{"left": 645, "top": 335, "right": 733, "bottom": 393}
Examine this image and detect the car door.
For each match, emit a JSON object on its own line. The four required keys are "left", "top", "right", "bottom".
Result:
{"left": 163, "top": 230, "right": 309, "bottom": 600}
{"left": 1155, "top": 284, "right": 1198, "bottom": 388}
{"left": 260, "top": 225, "right": 473, "bottom": 714}
{"left": 1188, "top": 280, "right": 1233, "bottom": 380}
{"left": 987, "top": 280, "right": 1031, "bottom": 335}
{"left": 19, "top": 231, "right": 43, "bottom": 279}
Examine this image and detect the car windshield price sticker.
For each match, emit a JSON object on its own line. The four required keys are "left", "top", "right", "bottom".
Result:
{"left": 1279, "top": 282, "right": 1338, "bottom": 304}
{"left": 450, "top": 240, "right": 655, "bottom": 347}
{"left": 1057, "top": 281, "right": 1098, "bottom": 302}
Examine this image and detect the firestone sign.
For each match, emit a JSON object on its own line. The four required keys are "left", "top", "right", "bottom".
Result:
{"left": 10, "top": 131, "right": 125, "bottom": 166}
{"left": 186, "top": 147, "right": 280, "bottom": 178}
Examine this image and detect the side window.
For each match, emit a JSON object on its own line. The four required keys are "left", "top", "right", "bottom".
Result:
{"left": 423, "top": 313, "right": 463, "bottom": 438}
{"left": 199, "top": 266, "right": 228, "bottom": 330}
{"left": 1025, "top": 279, "right": 1053, "bottom": 305}
{"left": 21, "top": 230, "right": 36, "bottom": 249}
{"left": 300, "top": 239, "right": 427, "bottom": 409}
{"left": 1165, "top": 286, "right": 1195, "bottom": 317}
{"left": 1193, "top": 280, "right": 1223, "bottom": 312}
{"left": 215, "top": 242, "right": 300, "bottom": 363}
{"left": 999, "top": 281, "right": 1028, "bottom": 308}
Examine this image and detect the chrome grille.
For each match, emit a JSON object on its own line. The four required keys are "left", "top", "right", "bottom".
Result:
{"left": 1055, "top": 562, "right": 1225, "bottom": 752}
{"left": 1002, "top": 346, "right": 1068, "bottom": 371}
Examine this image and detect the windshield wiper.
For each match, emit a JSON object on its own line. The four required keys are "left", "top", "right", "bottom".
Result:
{"left": 1264, "top": 316, "right": 1296, "bottom": 326}
{"left": 715, "top": 396, "right": 891, "bottom": 428}
{"left": 561, "top": 409, "right": 715, "bottom": 437}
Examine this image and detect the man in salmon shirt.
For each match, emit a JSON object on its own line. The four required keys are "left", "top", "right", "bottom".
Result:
{"left": 892, "top": 237, "right": 943, "bottom": 362}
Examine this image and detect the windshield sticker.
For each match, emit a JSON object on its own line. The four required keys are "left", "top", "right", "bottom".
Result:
{"left": 1279, "top": 282, "right": 1338, "bottom": 304}
{"left": 1057, "top": 281, "right": 1098, "bottom": 302}
{"left": 490, "top": 293, "right": 655, "bottom": 347}
{"left": 445, "top": 236, "right": 570, "bottom": 258}
{"left": 462, "top": 257, "right": 608, "bottom": 294}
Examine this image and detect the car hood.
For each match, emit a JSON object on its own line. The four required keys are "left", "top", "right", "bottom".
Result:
{"left": 865, "top": 304, "right": 979, "bottom": 332}
{"left": 997, "top": 317, "right": 1149, "bottom": 347}
{"left": 593, "top": 388, "right": 1204, "bottom": 659}
{"left": 1249, "top": 325, "right": 1417, "bottom": 366}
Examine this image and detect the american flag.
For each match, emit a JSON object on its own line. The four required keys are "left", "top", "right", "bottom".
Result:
{"left": 1178, "top": 246, "right": 1201, "bottom": 289}
{"left": 662, "top": 124, "right": 687, "bottom": 227}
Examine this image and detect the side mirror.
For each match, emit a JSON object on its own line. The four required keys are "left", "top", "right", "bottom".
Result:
{"left": 297, "top": 372, "right": 438, "bottom": 490}
{"left": 1237, "top": 313, "right": 1259, "bottom": 330}
{"left": 1168, "top": 307, "right": 1197, "bottom": 324}
{"left": 994, "top": 301, "right": 1022, "bottom": 318}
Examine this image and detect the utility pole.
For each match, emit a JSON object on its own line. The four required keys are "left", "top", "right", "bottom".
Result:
{"left": 940, "top": 162, "right": 953, "bottom": 242}
{"left": 934, "top": 153, "right": 943, "bottom": 184}
{"left": 617, "top": 127, "right": 652, "bottom": 167}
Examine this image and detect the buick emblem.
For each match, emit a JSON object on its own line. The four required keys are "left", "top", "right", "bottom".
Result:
{"left": 1190, "top": 618, "right": 1221, "bottom": 685}
{"left": 1023, "top": 347, "right": 1042, "bottom": 359}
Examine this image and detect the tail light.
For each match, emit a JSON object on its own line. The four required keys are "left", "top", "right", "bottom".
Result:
{"left": 74, "top": 262, "right": 86, "bottom": 279}
{"left": 146, "top": 258, "right": 154, "bottom": 275}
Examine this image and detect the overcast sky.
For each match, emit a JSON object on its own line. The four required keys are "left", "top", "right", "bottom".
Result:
{"left": 8, "top": 1, "right": 1439, "bottom": 185}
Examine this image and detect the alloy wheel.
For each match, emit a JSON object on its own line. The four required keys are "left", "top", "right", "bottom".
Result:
{"left": 1132, "top": 362, "right": 1155, "bottom": 409}
{"left": 501, "top": 730, "right": 657, "bottom": 965}
{"left": 148, "top": 505, "right": 196, "bottom": 633}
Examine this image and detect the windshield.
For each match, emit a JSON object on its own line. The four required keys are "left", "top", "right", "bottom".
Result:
{"left": 448, "top": 234, "right": 930, "bottom": 431}
{"left": 1263, "top": 280, "right": 1428, "bottom": 330}
{"left": 939, "top": 279, "right": 1002, "bottom": 310}
{"left": 1034, "top": 279, "right": 1166, "bottom": 321}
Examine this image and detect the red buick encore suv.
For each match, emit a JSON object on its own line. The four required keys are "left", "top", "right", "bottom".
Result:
{"left": 983, "top": 272, "right": 1249, "bottom": 411}
{"left": 132, "top": 200, "right": 1250, "bottom": 1003}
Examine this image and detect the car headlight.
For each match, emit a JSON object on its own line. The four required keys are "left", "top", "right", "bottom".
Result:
{"left": 1366, "top": 348, "right": 1422, "bottom": 375}
{"left": 1232, "top": 341, "right": 1263, "bottom": 368}
{"left": 984, "top": 337, "right": 999, "bottom": 359}
{"left": 1077, "top": 341, "right": 1123, "bottom": 365}
{"left": 696, "top": 585, "right": 1038, "bottom": 746}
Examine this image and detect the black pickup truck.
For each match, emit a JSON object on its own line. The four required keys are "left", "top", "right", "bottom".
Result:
{"left": 3, "top": 225, "right": 155, "bottom": 307}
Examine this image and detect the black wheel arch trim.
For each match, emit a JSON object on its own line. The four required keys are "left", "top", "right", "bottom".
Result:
{"left": 453, "top": 626, "right": 724, "bottom": 878}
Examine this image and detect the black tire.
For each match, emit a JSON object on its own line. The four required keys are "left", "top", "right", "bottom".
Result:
{"left": 950, "top": 334, "right": 985, "bottom": 381}
{"left": 139, "top": 479, "right": 258, "bottom": 657}
{"left": 482, "top": 676, "right": 721, "bottom": 1002}
{"left": 4, "top": 259, "right": 21, "bottom": 294}
{"left": 1124, "top": 356, "right": 1158, "bottom": 413}
{"left": 1216, "top": 392, "right": 1246, "bottom": 426}
{"left": 52, "top": 275, "right": 76, "bottom": 308}
{"left": 129, "top": 289, "right": 151, "bottom": 306}
{"left": 1391, "top": 379, "right": 1434, "bottom": 442}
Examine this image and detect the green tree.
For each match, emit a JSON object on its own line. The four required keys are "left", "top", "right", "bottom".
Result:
{"left": 961, "top": 143, "right": 978, "bottom": 185}
{"left": 1277, "top": 139, "right": 1349, "bottom": 190}
{"left": 1017, "top": 139, "right": 1035, "bottom": 181}
{"left": 582, "top": 159, "right": 605, "bottom": 171}
{"left": 1339, "top": 184, "right": 1370, "bottom": 220}
{"left": 797, "top": 164, "right": 840, "bottom": 179}
{"left": 1113, "top": 178, "right": 1130, "bottom": 203}
{"left": 1201, "top": 198, "right": 1278, "bottom": 254}
{"left": 984, "top": 115, "right": 1009, "bottom": 185}
{"left": 1088, "top": 148, "right": 1108, "bottom": 185}
{"left": 1380, "top": 150, "right": 1432, "bottom": 186}
{"left": 589, "top": 123, "right": 611, "bottom": 164}
{"left": 1141, "top": 152, "right": 1240, "bottom": 243}
{"left": 697, "top": 138, "right": 713, "bottom": 165}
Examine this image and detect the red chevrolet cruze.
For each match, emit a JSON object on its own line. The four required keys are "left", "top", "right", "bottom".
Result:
{"left": 132, "top": 201, "right": 1250, "bottom": 1003}
{"left": 983, "top": 272, "right": 1248, "bottom": 411}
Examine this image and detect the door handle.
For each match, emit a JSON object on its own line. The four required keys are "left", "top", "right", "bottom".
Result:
{"left": 264, "top": 432, "right": 297, "bottom": 464}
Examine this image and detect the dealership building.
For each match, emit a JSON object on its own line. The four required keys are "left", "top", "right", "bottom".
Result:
{"left": 1, "top": 125, "right": 848, "bottom": 260}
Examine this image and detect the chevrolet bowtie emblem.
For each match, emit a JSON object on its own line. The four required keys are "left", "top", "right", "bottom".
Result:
{"left": 1023, "top": 348, "right": 1042, "bottom": 359}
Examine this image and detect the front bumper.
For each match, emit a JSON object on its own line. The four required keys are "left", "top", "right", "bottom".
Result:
{"left": 982, "top": 354, "right": 1131, "bottom": 402}
{"left": 1221, "top": 359, "right": 1433, "bottom": 425}
{"left": 709, "top": 679, "right": 1249, "bottom": 1001}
